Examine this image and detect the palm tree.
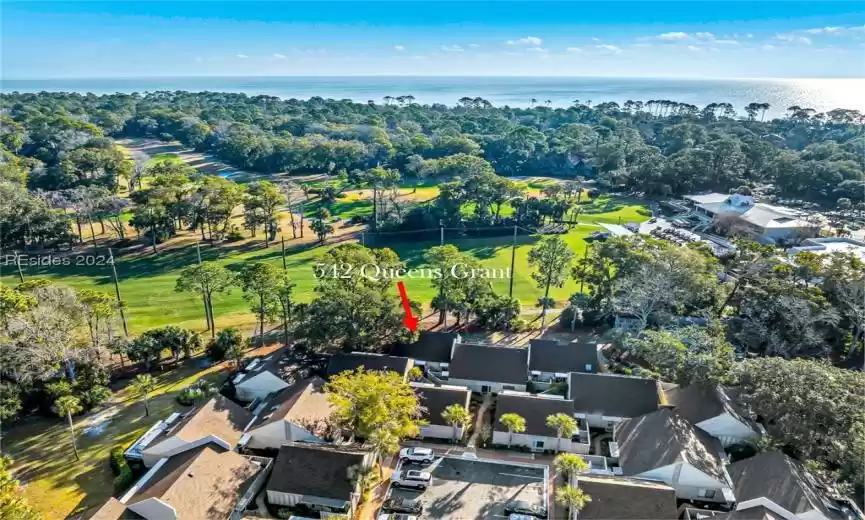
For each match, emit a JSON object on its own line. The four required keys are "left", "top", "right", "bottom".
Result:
{"left": 383, "top": 95, "right": 394, "bottom": 105}
{"left": 365, "top": 429, "right": 399, "bottom": 479}
{"left": 546, "top": 413, "right": 578, "bottom": 452}
{"left": 556, "top": 484, "right": 591, "bottom": 516}
{"left": 530, "top": 98, "right": 538, "bottom": 107}
{"left": 498, "top": 413, "right": 526, "bottom": 448}
{"left": 441, "top": 403, "right": 471, "bottom": 443}
{"left": 131, "top": 374, "right": 156, "bottom": 417}
{"left": 554, "top": 452, "right": 589, "bottom": 479}
{"left": 225, "top": 341, "right": 246, "bottom": 372}
{"left": 55, "top": 395, "right": 83, "bottom": 461}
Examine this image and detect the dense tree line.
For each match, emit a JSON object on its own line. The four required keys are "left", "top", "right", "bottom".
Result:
{"left": 1, "top": 92, "right": 862, "bottom": 210}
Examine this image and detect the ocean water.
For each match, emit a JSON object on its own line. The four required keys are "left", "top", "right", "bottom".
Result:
{"left": 2, "top": 76, "right": 863, "bottom": 118}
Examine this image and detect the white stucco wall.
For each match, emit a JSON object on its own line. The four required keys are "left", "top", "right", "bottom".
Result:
{"left": 696, "top": 413, "right": 758, "bottom": 447}
{"left": 632, "top": 463, "right": 730, "bottom": 504}
{"left": 419, "top": 424, "right": 463, "bottom": 440}
{"left": 577, "top": 412, "right": 625, "bottom": 429}
{"left": 236, "top": 371, "right": 290, "bottom": 402}
{"left": 491, "top": 431, "right": 589, "bottom": 453}
{"left": 446, "top": 378, "right": 526, "bottom": 394}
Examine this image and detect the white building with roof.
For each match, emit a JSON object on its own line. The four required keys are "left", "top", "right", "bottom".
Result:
{"left": 684, "top": 193, "right": 818, "bottom": 244}
{"left": 788, "top": 237, "right": 865, "bottom": 262}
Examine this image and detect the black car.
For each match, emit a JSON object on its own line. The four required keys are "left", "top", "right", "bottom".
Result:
{"left": 381, "top": 498, "right": 423, "bottom": 515}
{"left": 504, "top": 500, "right": 547, "bottom": 519}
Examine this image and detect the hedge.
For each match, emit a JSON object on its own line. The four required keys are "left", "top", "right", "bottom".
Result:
{"left": 109, "top": 446, "right": 135, "bottom": 492}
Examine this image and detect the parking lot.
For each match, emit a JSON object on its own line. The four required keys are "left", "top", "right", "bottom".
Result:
{"left": 389, "top": 456, "right": 548, "bottom": 520}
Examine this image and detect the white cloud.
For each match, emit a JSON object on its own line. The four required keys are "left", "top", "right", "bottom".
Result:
{"left": 595, "top": 44, "right": 622, "bottom": 54}
{"left": 507, "top": 36, "right": 543, "bottom": 46}
{"left": 272, "top": 53, "right": 287, "bottom": 59}
{"left": 393, "top": 45, "right": 405, "bottom": 51}
{"left": 468, "top": 43, "right": 480, "bottom": 48}
{"left": 775, "top": 34, "right": 812, "bottom": 44}
{"left": 566, "top": 47, "right": 584, "bottom": 53}
{"left": 194, "top": 57, "right": 203, "bottom": 63}
{"left": 526, "top": 47, "right": 549, "bottom": 53}
{"left": 805, "top": 26, "right": 842, "bottom": 34}
{"left": 411, "top": 55, "right": 427, "bottom": 60}
{"left": 236, "top": 54, "right": 248, "bottom": 59}
{"left": 630, "top": 43, "right": 652, "bottom": 48}
{"left": 694, "top": 32, "right": 716, "bottom": 40}
{"left": 714, "top": 39, "right": 740, "bottom": 45}
{"left": 658, "top": 32, "right": 690, "bottom": 40}
{"left": 687, "top": 45, "right": 701, "bottom": 51}
{"left": 761, "top": 44, "right": 777, "bottom": 51}
{"left": 591, "top": 37, "right": 600, "bottom": 42}
{"left": 440, "top": 44, "right": 464, "bottom": 52}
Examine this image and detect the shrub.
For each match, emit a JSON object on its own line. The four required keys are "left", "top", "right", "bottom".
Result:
{"left": 176, "top": 380, "right": 218, "bottom": 406}
{"left": 509, "top": 318, "right": 529, "bottom": 332}
{"left": 225, "top": 229, "right": 245, "bottom": 242}
{"left": 207, "top": 328, "right": 243, "bottom": 361}
{"left": 110, "top": 446, "right": 135, "bottom": 492}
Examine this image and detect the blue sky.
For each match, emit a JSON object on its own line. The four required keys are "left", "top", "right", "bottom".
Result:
{"left": 2, "top": 1, "right": 864, "bottom": 78}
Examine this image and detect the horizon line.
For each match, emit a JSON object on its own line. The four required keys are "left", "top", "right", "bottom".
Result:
{"left": 3, "top": 74, "right": 865, "bottom": 82}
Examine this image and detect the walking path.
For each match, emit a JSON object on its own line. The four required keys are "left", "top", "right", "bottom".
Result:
{"left": 466, "top": 393, "right": 493, "bottom": 448}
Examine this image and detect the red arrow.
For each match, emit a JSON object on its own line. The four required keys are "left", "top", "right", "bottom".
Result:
{"left": 396, "top": 281, "right": 419, "bottom": 333}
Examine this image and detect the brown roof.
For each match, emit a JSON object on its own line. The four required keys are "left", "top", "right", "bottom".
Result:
{"left": 578, "top": 476, "right": 677, "bottom": 519}
{"left": 252, "top": 377, "right": 334, "bottom": 429}
{"left": 412, "top": 383, "right": 471, "bottom": 427}
{"left": 614, "top": 408, "right": 727, "bottom": 482}
{"left": 128, "top": 445, "right": 262, "bottom": 519}
{"left": 727, "top": 452, "right": 841, "bottom": 518}
{"left": 173, "top": 394, "right": 252, "bottom": 445}
{"left": 87, "top": 498, "right": 141, "bottom": 520}
{"left": 494, "top": 393, "right": 575, "bottom": 436}
{"left": 267, "top": 443, "right": 369, "bottom": 501}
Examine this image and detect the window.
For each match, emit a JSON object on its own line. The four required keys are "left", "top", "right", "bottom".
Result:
{"left": 698, "top": 489, "right": 716, "bottom": 499}
{"left": 534, "top": 440, "right": 544, "bottom": 449}
{"left": 584, "top": 364, "right": 593, "bottom": 372}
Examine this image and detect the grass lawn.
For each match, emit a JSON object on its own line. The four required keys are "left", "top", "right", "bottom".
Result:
{"left": 2, "top": 196, "right": 649, "bottom": 334}
{"left": 4, "top": 361, "right": 232, "bottom": 519}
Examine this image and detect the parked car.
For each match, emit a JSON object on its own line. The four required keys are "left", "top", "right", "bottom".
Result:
{"left": 509, "top": 515, "right": 538, "bottom": 520}
{"left": 399, "top": 447, "right": 435, "bottom": 465}
{"left": 504, "top": 500, "right": 547, "bottom": 519}
{"left": 382, "top": 497, "right": 423, "bottom": 515}
{"left": 391, "top": 470, "right": 432, "bottom": 490}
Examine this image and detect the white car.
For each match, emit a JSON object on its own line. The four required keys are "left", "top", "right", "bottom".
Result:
{"left": 399, "top": 447, "right": 435, "bottom": 465}
{"left": 391, "top": 469, "right": 432, "bottom": 490}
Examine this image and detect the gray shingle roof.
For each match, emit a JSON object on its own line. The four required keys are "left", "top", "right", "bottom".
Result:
{"left": 614, "top": 408, "right": 727, "bottom": 482}
{"left": 493, "top": 393, "right": 575, "bottom": 436}
{"left": 577, "top": 476, "right": 677, "bottom": 520}
{"left": 569, "top": 373, "right": 661, "bottom": 418}
{"left": 449, "top": 343, "right": 528, "bottom": 385}
{"left": 391, "top": 331, "right": 458, "bottom": 363}
{"left": 267, "top": 443, "right": 369, "bottom": 501}
{"left": 412, "top": 383, "right": 471, "bottom": 427}
{"left": 528, "top": 339, "right": 599, "bottom": 374}
{"left": 667, "top": 385, "right": 756, "bottom": 429}
{"left": 728, "top": 452, "right": 841, "bottom": 518}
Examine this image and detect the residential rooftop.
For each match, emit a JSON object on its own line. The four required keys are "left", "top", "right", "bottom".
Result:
{"left": 448, "top": 343, "right": 528, "bottom": 385}
{"left": 411, "top": 382, "right": 471, "bottom": 427}
{"left": 494, "top": 391, "right": 575, "bottom": 436}
{"left": 325, "top": 352, "right": 412, "bottom": 378}
{"left": 391, "top": 331, "right": 459, "bottom": 363}
{"left": 614, "top": 408, "right": 727, "bottom": 482}
{"left": 250, "top": 377, "right": 333, "bottom": 430}
{"left": 267, "top": 442, "right": 369, "bottom": 501}
{"left": 568, "top": 372, "right": 662, "bottom": 419}
{"left": 577, "top": 475, "right": 677, "bottom": 520}
{"left": 528, "top": 338, "right": 599, "bottom": 374}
